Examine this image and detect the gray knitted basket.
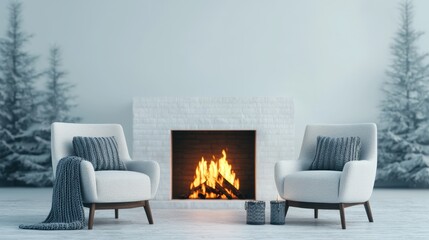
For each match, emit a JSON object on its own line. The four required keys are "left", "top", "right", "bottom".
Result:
{"left": 245, "top": 201, "right": 265, "bottom": 225}
{"left": 270, "top": 200, "right": 286, "bottom": 225}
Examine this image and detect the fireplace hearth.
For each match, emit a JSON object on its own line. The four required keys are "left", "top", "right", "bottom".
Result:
{"left": 133, "top": 97, "right": 294, "bottom": 205}
{"left": 172, "top": 130, "right": 256, "bottom": 200}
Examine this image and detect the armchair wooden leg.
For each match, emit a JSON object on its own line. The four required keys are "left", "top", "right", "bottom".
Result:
{"left": 115, "top": 209, "right": 119, "bottom": 219}
{"left": 339, "top": 204, "right": 346, "bottom": 229}
{"left": 88, "top": 203, "right": 96, "bottom": 230}
{"left": 285, "top": 201, "right": 290, "bottom": 217}
{"left": 143, "top": 200, "right": 154, "bottom": 224}
{"left": 314, "top": 209, "right": 318, "bottom": 219}
{"left": 364, "top": 201, "right": 374, "bottom": 222}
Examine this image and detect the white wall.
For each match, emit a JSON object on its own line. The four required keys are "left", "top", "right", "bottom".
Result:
{"left": 1, "top": 0, "right": 429, "bottom": 155}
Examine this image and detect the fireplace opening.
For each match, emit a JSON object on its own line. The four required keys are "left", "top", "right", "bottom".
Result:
{"left": 171, "top": 130, "right": 256, "bottom": 200}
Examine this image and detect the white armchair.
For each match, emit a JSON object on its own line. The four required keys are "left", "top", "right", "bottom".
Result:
{"left": 51, "top": 122, "right": 160, "bottom": 229}
{"left": 274, "top": 123, "right": 377, "bottom": 229}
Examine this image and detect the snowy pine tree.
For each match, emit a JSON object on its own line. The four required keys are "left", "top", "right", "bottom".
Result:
{"left": 377, "top": 0, "right": 429, "bottom": 187}
{"left": 32, "top": 45, "right": 81, "bottom": 182}
{"left": 0, "top": 2, "right": 52, "bottom": 186}
{"left": 41, "top": 45, "right": 79, "bottom": 124}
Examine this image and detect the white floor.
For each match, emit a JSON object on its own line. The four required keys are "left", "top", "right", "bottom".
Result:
{"left": 1, "top": 188, "right": 428, "bottom": 240}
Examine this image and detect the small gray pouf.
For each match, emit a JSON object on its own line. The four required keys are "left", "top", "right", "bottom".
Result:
{"left": 245, "top": 201, "right": 265, "bottom": 225}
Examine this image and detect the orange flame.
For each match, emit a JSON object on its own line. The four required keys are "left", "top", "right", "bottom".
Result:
{"left": 189, "top": 149, "right": 240, "bottom": 199}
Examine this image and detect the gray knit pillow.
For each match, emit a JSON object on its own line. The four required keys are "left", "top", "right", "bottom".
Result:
{"left": 72, "top": 136, "right": 126, "bottom": 171}
{"left": 309, "top": 136, "right": 361, "bottom": 171}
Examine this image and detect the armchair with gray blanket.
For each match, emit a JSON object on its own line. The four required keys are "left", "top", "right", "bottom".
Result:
{"left": 51, "top": 122, "right": 160, "bottom": 229}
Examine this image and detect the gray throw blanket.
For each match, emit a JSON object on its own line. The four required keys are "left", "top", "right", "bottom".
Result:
{"left": 19, "top": 156, "right": 86, "bottom": 230}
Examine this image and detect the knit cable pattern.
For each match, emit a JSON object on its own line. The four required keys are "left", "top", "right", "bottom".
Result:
{"left": 19, "top": 156, "right": 85, "bottom": 230}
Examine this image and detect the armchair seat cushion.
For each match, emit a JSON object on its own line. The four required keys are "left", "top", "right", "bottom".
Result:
{"left": 283, "top": 170, "right": 342, "bottom": 203}
{"left": 82, "top": 171, "right": 151, "bottom": 203}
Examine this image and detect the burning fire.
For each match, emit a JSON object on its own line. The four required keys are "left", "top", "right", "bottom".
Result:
{"left": 189, "top": 149, "right": 241, "bottom": 199}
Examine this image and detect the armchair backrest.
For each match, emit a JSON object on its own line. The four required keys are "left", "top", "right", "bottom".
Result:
{"left": 298, "top": 123, "right": 377, "bottom": 170}
{"left": 51, "top": 122, "right": 132, "bottom": 176}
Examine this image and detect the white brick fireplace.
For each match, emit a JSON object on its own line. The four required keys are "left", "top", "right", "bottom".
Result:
{"left": 133, "top": 97, "right": 294, "bottom": 207}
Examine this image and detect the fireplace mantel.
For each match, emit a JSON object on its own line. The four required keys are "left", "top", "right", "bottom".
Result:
{"left": 133, "top": 97, "right": 294, "bottom": 206}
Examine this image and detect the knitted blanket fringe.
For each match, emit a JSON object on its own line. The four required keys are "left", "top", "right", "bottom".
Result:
{"left": 19, "top": 156, "right": 86, "bottom": 230}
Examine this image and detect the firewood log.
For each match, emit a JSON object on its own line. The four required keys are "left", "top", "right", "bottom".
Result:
{"left": 218, "top": 173, "right": 245, "bottom": 199}
{"left": 215, "top": 182, "right": 233, "bottom": 199}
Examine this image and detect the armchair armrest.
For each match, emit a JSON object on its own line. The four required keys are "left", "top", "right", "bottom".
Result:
{"left": 339, "top": 160, "right": 377, "bottom": 203}
{"left": 80, "top": 160, "right": 97, "bottom": 203}
{"left": 274, "top": 160, "right": 302, "bottom": 198}
{"left": 125, "top": 160, "right": 160, "bottom": 199}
